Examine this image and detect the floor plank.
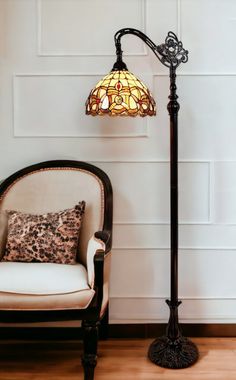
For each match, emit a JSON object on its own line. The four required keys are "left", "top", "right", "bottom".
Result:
{"left": 0, "top": 338, "right": 236, "bottom": 379}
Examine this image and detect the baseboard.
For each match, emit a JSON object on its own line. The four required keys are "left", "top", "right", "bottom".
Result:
{"left": 110, "top": 323, "right": 236, "bottom": 338}
{"left": 0, "top": 323, "right": 235, "bottom": 340}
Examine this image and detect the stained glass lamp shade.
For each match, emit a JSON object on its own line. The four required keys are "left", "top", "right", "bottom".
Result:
{"left": 86, "top": 70, "right": 156, "bottom": 117}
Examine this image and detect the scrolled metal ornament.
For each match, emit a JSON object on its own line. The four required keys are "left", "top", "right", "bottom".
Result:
{"left": 156, "top": 32, "right": 189, "bottom": 68}
{"left": 113, "top": 28, "right": 188, "bottom": 71}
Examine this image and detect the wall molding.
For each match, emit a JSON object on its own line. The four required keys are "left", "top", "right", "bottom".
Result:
{"left": 113, "top": 245, "right": 236, "bottom": 251}
{"left": 37, "top": 0, "right": 148, "bottom": 57}
{"left": 1, "top": 324, "right": 236, "bottom": 339}
{"left": 95, "top": 160, "right": 210, "bottom": 224}
{"left": 113, "top": 221, "right": 212, "bottom": 225}
{"left": 108, "top": 323, "right": 236, "bottom": 337}
{"left": 91, "top": 159, "right": 213, "bottom": 163}
{"left": 13, "top": 73, "right": 148, "bottom": 138}
{"left": 112, "top": 247, "right": 236, "bottom": 252}
{"left": 208, "top": 161, "right": 214, "bottom": 223}
{"left": 112, "top": 222, "right": 236, "bottom": 250}
{"left": 177, "top": 0, "right": 182, "bottom": 38}
{"left": 153, "top": 72, "right": 236, "bottom": 77}
{"left": 110, "top": 297, "right": 236, "bottom": 323}
{"left": 111, "top": 295, "right": 236, "bottom": 301}
{"left": 113, "top": 244, "right": 236, "bottom": 252}
{"left": 13, "top": 71, "right": 236, "bottom": 142}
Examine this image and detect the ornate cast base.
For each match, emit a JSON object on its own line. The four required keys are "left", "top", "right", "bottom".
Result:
{"left": 148, "top": 335, "right": 198, "bottom": 369}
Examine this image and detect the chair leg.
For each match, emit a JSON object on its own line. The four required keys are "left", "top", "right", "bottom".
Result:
{"left": 99, "top": 306, "right": 109, "bottom": 340}
{"left": 82, "top": 320, "right": 99, "bottom": 380}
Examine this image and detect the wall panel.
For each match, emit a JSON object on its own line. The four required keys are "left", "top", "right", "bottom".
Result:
{"left": 181, "top": 0, "right": 236, "bottom": 73}
{"left": 98, "top": 161, "right": 209, "bottom": 223}
{"left": 146, "top": 0, "right": 178, "bottom": 45}
{"left": 113, "top": 224, "right": 236, "bottom": 250}
{"left": 13, "top": 74, "right": 147, "bottom": 137}
{"left": 38, "top": 0, "right": 146, "bottom": 56}
{"left": 110, "top": 298, "right": 236, "bottom": 323}
{"left": 214, "top": 162, "right": 236, "bottom": 224}
{"left": 154, "top": 75, "right": 236, "bottom": 160}
{"left": 110, "top": 249, "right": 236, "bottom": 299}
{"left": 0, "top": 0, "right": 236, "bottom": 324}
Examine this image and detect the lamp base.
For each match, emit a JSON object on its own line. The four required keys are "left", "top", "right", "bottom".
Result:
{"left": 148, "top": 335, "right": 198, "bottom": 369}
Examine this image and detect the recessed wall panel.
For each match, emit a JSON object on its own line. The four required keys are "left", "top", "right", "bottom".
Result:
{"left": 2, "top": 0, "right": 236, "bottom": 326}
{"left": 214, "top": 162, "right": 236, "bottom": 224}
{"left": 99, "top": 162, "right": 209, "bottom": 223}
{"left": 38, "top": 0, "right": 146, "bottom": 56}
{"left": 110, "top": 298, "right": 236, "bottom": 323}
{"left": 13, "top": 75, "right": 147, "bottom": 137}
{"left": 181, "top": 0, "right": 236, "bottom": 72}
{"left": 146, "top": 0, "right": 178, "bottom": 40}
{"left": 113, "top": 224, "right": 236, "bottom": 250}
{"left": 110, "top": 249, "right": 236, "bottom": 298}
{"left": 154, "top": 76, "right": 236, "bottom": 160}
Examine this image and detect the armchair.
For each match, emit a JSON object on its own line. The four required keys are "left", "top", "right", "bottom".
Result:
{"left": 0, "top": 160, "right": 113, "bottom": 380}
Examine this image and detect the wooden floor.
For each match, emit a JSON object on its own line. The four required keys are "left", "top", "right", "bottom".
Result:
{"left": 0, "top": 338, "right": 236, "bottom": 379}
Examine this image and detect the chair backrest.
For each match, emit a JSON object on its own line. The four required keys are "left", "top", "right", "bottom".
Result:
{"left": 0, "top": 160, "right": 113, "bottom": 266}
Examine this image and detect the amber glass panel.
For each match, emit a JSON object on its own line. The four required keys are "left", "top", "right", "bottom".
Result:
{"left": 86, "top": 70, "right": 156, "bottom": 117}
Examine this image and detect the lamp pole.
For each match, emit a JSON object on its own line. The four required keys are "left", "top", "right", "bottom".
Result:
{"left": 113, "top": 29, "right": 198, "bottom": 369}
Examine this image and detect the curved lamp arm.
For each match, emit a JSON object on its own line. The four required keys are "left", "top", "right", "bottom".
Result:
{"left": 113, "top": 28, "right": 188, "bottom": 70}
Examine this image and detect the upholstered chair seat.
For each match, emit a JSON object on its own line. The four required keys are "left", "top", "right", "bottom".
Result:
{"left": 0, "top": 160, "right": 113, "bottom": 380}
{"left": 0, "top": 262, "right": 95, "bottom": 310}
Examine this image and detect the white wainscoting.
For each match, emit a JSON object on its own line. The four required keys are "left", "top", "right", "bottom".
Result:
{"left": 110, "top": 249, "right": 236, "bottom": 298}
{"left": 181, "top": 0, "right": 236, "bottom": 73}
{"left": 110, "top": 297, "right": 236, "bottom": 323}
{"left": 97, "top": 161, "right": 210, "bottom": 224}
{"left": 214, "top": 162, "right": 236, "bottom": 224}
{"left": 113, "top": 224, "right": 236, "bottom": 250}
{"left": 1, "top": 0, "right": 236, "bottom": 324}
{"left": 37, "top": 0, "right": 147, "bottom": 56}
{"left": 13, "top": 74, "right": 148, "bottom": 138}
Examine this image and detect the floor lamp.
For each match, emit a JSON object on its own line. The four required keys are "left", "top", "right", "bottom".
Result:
{"left": 85, "top": 28, "right": 198, "bottom": 369}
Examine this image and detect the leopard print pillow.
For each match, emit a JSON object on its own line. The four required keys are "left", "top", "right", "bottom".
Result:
{"left": 2, "top": 201, "right": 85, "bottom": 265}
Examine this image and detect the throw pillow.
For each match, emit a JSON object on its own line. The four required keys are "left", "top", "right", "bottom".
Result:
{"left": 2, "top": 201, "right": 85, "bottom": 264}
{"left": 0, "top": 211, "right": 8, "bottom": 260}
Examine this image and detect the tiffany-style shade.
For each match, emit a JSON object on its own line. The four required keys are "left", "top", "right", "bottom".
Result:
{"left": 86, "top": 70, "right": 156, "bottom": 117}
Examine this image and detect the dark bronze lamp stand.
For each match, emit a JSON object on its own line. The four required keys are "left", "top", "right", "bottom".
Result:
{"left": 86, "top": 28, "right": 198, "bottom": 369}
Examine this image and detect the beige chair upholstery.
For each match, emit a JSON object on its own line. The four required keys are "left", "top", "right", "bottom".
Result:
{"left": 0, "top": 160, "right": 113, "bottom": 380}
{"left": 0, "top": 262, "right": 95, "bottom": 310}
